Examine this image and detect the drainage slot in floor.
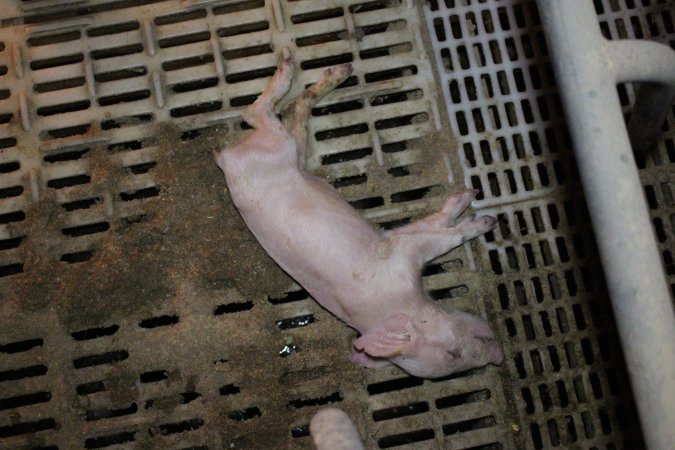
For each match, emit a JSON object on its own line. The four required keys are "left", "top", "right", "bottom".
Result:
{"left": 428, "top": 284, "right": 468, "bottom": 301}
{"left": 62, "top": 221, "right": 110, "bottom": 238}
{"left": 349, "top": 196, "right": 384, "bottom": 210}
{"left": 73, "top": 350, "right": 129, "bottom": 369}
{"left": 87, "top": 21, "right": 140, "bottom": 37}
{"left": 387, "top": 166, "right": 410, "bottom": 177}
{"left": 37, "top": 100, "right": 90, "bottom": 117}
{"left": 0, "top": 137, "right": 17, "bottom": 149}
{"left": 289, "top": 392, "right": 343, "bottom": 409}
{"left": 0, "top": 338, "right": 43, "bottom": 354}
{"left": 300, "top": 53, "right": 353, "bottom": 70}
{"left": 95, "top": 66, "right": 147, "bottom": 83}
{"left": 378, "top": 218, "right": 411, "bottom": 230}
{"left": 158, "top": 418, "right": 204, "bottom": 435}
{"left": 108, "top": 139, "right": 145, "bottom": 153}
{"left": 155, "top": 9, "right": 206, "bottom": 26}
{"left": 0, "top": 364, "right": 48, "bottom": 382}
{"left": 220, "top": 384, "right": 241, "bottom": 396}
{"left": 225, "top": 67, "right": 276, "bottom": 84}
{"left": 128, "top": 161, "right": 156, "bottom": 175}
{"left": 375, "top": 112, "right": 428, "bottom": 130}
{"left": 62, "top": 197, "right": 101, "bottom": 212}
{"left": 163, "top": 54, "right": 213, "bottom": 71}
{"left": 85, "top": 431, "right": 136, "bottom": 449}
{"left": 40, "top": 153, "right": 81, "bottom": 173}
{"left": 98, "top": 90, "right": 150, "bottom": 106}
{"left": 0, "top": 161, "right": 20, "bottom": 173}
{"left": 30, "top": 53, "right": 84, "bottom": 71}
{"left": 71, "top": 324, "right": 119, "bottom": 341}
{"left": 0, "top": 185, "right": 23, "bottom": 199}
{"left": 61, "top": 250, "right": 94, "bottom": 264}
{"left": 47, "top": 174, "right": 91, "bottom": 189}
{"left": 159, "top": 32, "right": 210, "bottom": 49}
{"left": 321, "top": 147, "right": 372, "bottom": 165}
{"left": 268, "top": 289, "right": 309, "bottom": 305}
{"left": 436, "top": 389, "right": 491, "bottom": 409}
{"left": 391, "top": 186, "right": 433, "bottom": 203}
{"left": 34, "top": 77, "right": 86, "bottom": 93}
{"left": 85, "top": 403, "right": 138, "bottom": 422}
{"left": 373, "top": 401, "right": 429, "bottom": 422}
{"left": 0, "top": 392, "right": 52, "bottom": 411}
{"left": 214, "top": 301, "right": 254, "bottom": 315}
{"left": 291, "top": 7, "right": 343, "bottom": 24}
{"left": 77, "top": 381, "right": 105, "bottom": 395}
{"left": 360, "top": 42, "right": 412, "bottom": 60}
{"left": 27, "top": 31, "right": 80, "bottom": 47}
{"left": 101, "top": 113, "right": 153, "bottom": 130}
{"left": 222, "top": 43, "right": 273, "bottom": 60}
{"left": 442, "top": 415, "right": 496, "bottom": 435}
{"left": 218, "top": 21, "right": 269, "bottom": 37}
{"left": 378, "top": 428, "right": 434, "bottom": 449}
{"left": 365, "top": 65, "right": 418, "bottom": 83}
{"left": 140, "top": 370, "right": 168, "bottom": 383}
{"left": 0, "top": 418, "right": 56, "bottom": 438}
{"left": 313, "top": 99, "right": 364, "bottom": 117}
{"left": 228, "top": 407, "right": 261, "bottom": 421}
{"left": 42, "top": 124, "right": 90, "bottom": 140}
{"left": 367, "top": 376, "right": 423, "bottom": 395}
{"left": 332, "top": 174, "right": 367, "bottom": 188}
{"left": 0, "top": 211, "right": 25, "bottom": 224}
{"left": 315, "top": 123, "right": 369, "bottom": 141}
{"left": 230, "top": 94, "right": 259, "bottom": 107}
{"left": 171, "top": 77, "right": 219, "bottom": 93}
{"left": 296, "top": 30, "right": 346, "bottom": 47}
{"left": 370, "top": 89, "right": 423, "bottom": 107}
{"left": 291, "top": 424, "right": 310, "bottom": 438}
{"left": 139, "top": 315, "right": 179, "bottom": 329}
{"left": 91, "top": 44, "right": 143, "bottom": 60}
{"left": 170, "top": 101, "right": 222, "bottom": 118}
{"left": 276, "top": 314, "right": 315, "bottom": 330}
{"left": 119, "top": 186, "right": 160, "bottom": 201}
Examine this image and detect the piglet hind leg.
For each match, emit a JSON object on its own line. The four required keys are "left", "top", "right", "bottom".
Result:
{"left": 242, "top": 47, "right": 294, "bottom": 132}
{"left": 286, "top": 63, "right": 353, "bottom": 166}
{"left": 213, "top": 49, "right": 296, "bottom": 169}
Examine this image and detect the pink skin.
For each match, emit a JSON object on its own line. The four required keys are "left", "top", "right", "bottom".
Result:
{"left": 310, "top": 408, "right": 365, "bottom": 450}
{"left": 213, "top": 49, "right": 503, "bottom": 378}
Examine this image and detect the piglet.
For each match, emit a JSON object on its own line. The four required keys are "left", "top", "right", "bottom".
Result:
{"left": 213, "top": 48, "right": 503, "bottom": 378}
{"left": 310, "top": 408, "right": 365, "bottom": 450}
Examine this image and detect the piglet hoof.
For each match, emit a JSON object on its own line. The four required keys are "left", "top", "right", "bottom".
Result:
{"left": 456, "top": 214, "right": 498, "bottom": 242}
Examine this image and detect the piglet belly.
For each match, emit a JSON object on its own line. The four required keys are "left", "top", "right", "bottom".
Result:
{"left": 233, "top": 175, "right": 382, "bottom": 321}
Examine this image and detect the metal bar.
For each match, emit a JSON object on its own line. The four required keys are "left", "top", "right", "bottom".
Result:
{"left": 606, "top": 39, "right": 675, "bottom": 155}
{"left": 535, "top": 1, "right": 675, "bottom": 449}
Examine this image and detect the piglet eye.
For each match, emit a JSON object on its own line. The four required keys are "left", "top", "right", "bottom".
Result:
{"left": 475, "top": 335, "right": 494, "bottom": 343}
{"left": 446, "top": 350, "right": 461, "bottom": 359}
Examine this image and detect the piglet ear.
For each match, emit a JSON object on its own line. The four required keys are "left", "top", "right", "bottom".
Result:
{"left": 212, "top": 150, "right": 225, "bottom": 172}
{"left": 353, "top": 313, "right": 415, "bottom": 358}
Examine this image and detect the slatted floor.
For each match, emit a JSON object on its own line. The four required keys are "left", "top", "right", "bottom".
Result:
{"left": 1, "top": 0, "right": 672, "bottom": 448}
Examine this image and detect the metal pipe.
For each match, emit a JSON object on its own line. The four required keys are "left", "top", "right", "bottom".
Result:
{"left": 536, "top": 1, "right": 675, "bottom": 449}
{"left": 606, "top": 39, "right": 675, "bottom": 155}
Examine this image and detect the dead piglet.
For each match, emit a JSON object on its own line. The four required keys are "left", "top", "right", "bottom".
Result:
{"left": 213, "top": 48, "right": 503, "bottom": 378}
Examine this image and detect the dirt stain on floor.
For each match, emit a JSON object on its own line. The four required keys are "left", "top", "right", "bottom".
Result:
{"left": 0, "top": 121, "right": 292, "bottom": 330}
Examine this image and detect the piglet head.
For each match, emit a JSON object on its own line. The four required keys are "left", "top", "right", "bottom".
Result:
{"left": 353, "top": 306, "right": 503, "bottom": 378}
